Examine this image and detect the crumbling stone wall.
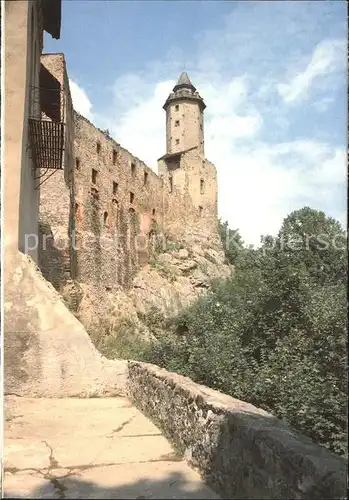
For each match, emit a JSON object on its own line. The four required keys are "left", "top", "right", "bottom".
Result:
{"left": 73, "top": 113, "right": 164, "bottom": 290}
{"left": 158, "top": 149, "right": 218, "bottom": 243}
{"left": 38, "top": 67, "right": 220, "bottom": 296}
{"left": 127, "top": 361, "right": 347, "bottom": 500}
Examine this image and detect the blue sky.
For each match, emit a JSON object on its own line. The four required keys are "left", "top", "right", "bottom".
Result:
{"left": 45, "top": 0, "right": 347, "bottom": 245}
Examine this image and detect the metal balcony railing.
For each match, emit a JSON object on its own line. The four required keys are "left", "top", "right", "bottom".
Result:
{"left": 28, "top": 85, "right": 66, "bottom": 171}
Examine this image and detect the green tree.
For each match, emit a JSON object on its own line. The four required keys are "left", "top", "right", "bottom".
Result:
{"left": 139, "top": 208, "right": 348, "bottom": 456}
{"left": 218, "top": 219, "right": 245, "bottom": 264}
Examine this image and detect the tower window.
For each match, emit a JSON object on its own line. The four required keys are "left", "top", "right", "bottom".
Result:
{"left": 144, "top": 171, "right": 148, "bottom": 185}
{"left": 175, "top": 104, "right": 179, "bottom": 111}
{"left": 92, "top": 168, "right": 98, "bottom": 184}
{"left": 199, "top": 206, "right": 203, "bottom": 217}
{"left": 113, "top": 181, "right": 118, "bottom": 194}
{"left": 130, "top": 192, "right": 135, "bottom": 203}
{"left": 175, "top": 139, "right": 179, "bottom": 145}
{"left": 75, "top": 157, "right": 80, "bottom": 170}
{"left": 113, "top": 149, "right": 118, "bottom": 165}
{"left": 131, "top": 162, "right": 136, "bottom": 177}
{"left": 169, "top": 176, "right": 173, "bottom": 193}
{"left": 152, "top": 208, "right": 156, "bottom": 216}
{"left": 200, "top": 178, "right": 205, "bottom": 194}
{"left": 96, "top": 141, "right": 101, "bottom": 154}
{"left": 175, "top": 120, "right": 179, "bottom": 127}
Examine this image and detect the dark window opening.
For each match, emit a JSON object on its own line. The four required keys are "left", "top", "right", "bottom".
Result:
{"left": 144, "top": 171, "right": 148, "bottom": 185}
{"left": 96, "top": 141, "right": 101, "bottom": 154}
{"left": 129, "top": 208, "right": 137, "bottom": 238}
{"left": 91, "top": 186, "right": 99, "bottom": 200}
{"left": 112, "top": 149, "right": 118, "bottom": 165}
{"left": 169, "top": 176, "right": 173, "bottom": 193}
{"left": 200, "top": 178, "right": 205, "bottom": 194}
{"left": 113, "top": 200, "right": 119, "bottom": 228}
{"left": 175, "top": 104, "right": 179, "bottom": 111}
{"left": 103, "top": 211, "right": 109, "bottom": 226}
{"left": 199, "top": 205, "right": 203, "bottom": 216}
{"left": 175, "top": 139, "right": 179, "bottom": 145}
{"left": 175, "top": 120, "right": 179, "bottom": 127}
{"left": 92, "top": 168, "right": 98, "bottom": 184}
{"left": 75, "top": 203, "right": 79, "bottom": 214}
{"left": 130, "top": 192, "right": 135, "bottom": 203}
{"left": 113, "top": 181, "right": 118, "bottom": 194}
{"left": 75, "top": 158, "right": 80, "bottom": 170}
{"left": 152, "top": 208, "right": 156, "bottom": 216}
{"left": 131, "top": 162, "right": 136, "bottom": 177}
{"left": 39, "top": 63, "right": 61, "bottom": 121}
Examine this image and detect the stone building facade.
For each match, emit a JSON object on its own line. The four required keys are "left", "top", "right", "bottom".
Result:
{"left": 39, "top": 70, "right": 219, "bottom": 292}
{"left": 38, "top": 53, "right": 75, "bottom": 290}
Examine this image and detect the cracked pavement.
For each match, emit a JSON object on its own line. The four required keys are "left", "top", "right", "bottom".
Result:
{"left": 4, "top": 396, "right": 219, "bottom": 499}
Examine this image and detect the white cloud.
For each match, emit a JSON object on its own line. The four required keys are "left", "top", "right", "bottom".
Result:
{"left": 211, "top": 140, "right": 346, "bottom": 246}
{"left": 69, "top": 79, "right": 93, "bottom": 120}
{"left": 277, "top": 39, "right": 345, "bottom": 104}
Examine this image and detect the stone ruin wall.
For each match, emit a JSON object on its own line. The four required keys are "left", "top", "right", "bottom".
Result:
{"left": 38, "top": 56, "right": 221, "bottom": 297}
{"left": 73, "top": 113, "right": 164, "bottom": 290}
{"left": 159, "top": 151, "right": 219, "bottom": 245}
{"left": 38, "top": 53, "right": 76, "bottom": 292}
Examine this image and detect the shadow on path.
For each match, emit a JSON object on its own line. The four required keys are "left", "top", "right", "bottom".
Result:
{"left": 4, "top": 469, "right": 220, "bottom": 499}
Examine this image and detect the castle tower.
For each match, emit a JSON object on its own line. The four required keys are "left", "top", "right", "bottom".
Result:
{"left": 158, "top": 72, "right": 218, "bottom": 242}
{"left": 163, "top": 72, "right": 206, "bottom": 157}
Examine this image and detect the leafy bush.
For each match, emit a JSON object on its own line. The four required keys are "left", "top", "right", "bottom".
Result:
{"left": 136, "top": 208, "right": 348, "bottom": 457}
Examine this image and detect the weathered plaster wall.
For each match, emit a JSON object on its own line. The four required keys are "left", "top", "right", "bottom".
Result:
{"left": 4, "top": 0, "right": 41, "bottom": 263}
{"left": 166, "top": 100, "right": 204, "bottom": 155}
{"left": 127, "top": 361, "right": 347, "bottom": 500}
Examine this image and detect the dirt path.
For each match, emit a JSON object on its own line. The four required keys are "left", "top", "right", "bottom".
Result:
{"left": 3, "top": 396, "right": 219, "bottom": 499}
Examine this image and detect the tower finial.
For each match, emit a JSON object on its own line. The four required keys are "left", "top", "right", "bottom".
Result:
{"left": 173, "top": 71, "right": 196, "bottom": 92}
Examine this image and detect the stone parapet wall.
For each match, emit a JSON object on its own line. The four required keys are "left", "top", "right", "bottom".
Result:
{"left": 127, "top": 361, "right": 347, "bottom": 500}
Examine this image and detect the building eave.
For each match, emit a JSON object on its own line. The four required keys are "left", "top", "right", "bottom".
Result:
{"left": 157, "top": 146, "right": 198, "bottom": 162}
{"left": 163, "top": 94, "right": 206, "bottom": 111}
{"left": 43, "top": 0, "right": 62, "bottom": 40}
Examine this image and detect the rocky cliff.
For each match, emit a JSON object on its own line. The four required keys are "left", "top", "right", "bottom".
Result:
{"left": 62, "top": 235, "right": 232, "bottom": 348}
